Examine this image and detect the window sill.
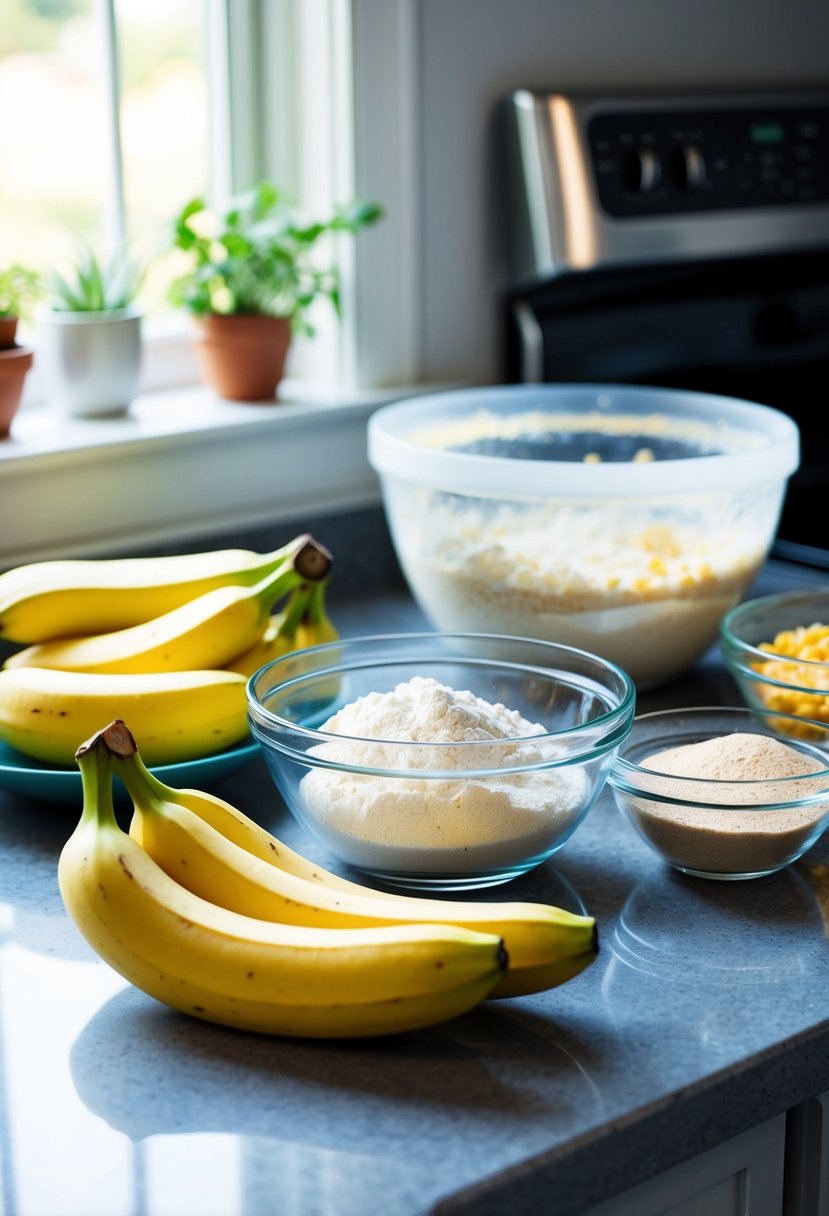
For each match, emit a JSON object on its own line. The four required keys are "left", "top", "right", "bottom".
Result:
{"left": 0, "top": 381, "right": 429, "bottom": 567}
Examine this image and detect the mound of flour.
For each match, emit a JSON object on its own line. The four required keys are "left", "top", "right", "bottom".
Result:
{"left": 298, "top": 676, "right": 587, "bottom": 867}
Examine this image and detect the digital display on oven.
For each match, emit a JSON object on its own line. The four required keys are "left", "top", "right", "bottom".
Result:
{"left": 750, "top": 122, "right": 785, "bottom": 144}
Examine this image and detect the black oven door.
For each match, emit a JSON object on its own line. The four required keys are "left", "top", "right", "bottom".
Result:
{"left": 504, "top": 247, "right": 829, "bottom": 562}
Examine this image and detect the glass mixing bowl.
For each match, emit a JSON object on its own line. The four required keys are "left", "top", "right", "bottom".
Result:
{"left": 721, "top": 588, "right": 829, "bottom": 733}
{"left": 368, "top": 384, "right": 799, "bottom": 687}
{"left": 609, "top": 706, "right": 829, "bottom": 881}
{"left": 247, "top": 632, "right": 635, "bottom": 890}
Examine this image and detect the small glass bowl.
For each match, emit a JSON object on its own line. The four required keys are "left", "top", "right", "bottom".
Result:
{"left": 247, "top": 632, "right": 635, "bottom": 890}
{"left": 721, "top": 588, "right": 829, "bottom": 733}
{"left": 609, "top": 706, "right": 829, "bottom": 881}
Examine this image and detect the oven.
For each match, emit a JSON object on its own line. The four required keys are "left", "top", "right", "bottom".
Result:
{"left": 501, "top": 89, "right": 829, "bottom": 563}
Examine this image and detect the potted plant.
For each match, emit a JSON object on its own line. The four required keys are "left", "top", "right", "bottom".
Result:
{"left": 38, "top": 247, "right": 144, "bottom": 418}
{"left": 169, "top": 182, "right": 382, "bottom": 401}
{"left": 0, "top": 264, "right": 41, "bottom": 437}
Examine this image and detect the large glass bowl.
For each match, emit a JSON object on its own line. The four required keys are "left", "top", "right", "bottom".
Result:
{"left": 721, "top": 588, "right": 829, "bottom": 733}
{"left": 247, "top": 632, "right": 635, "bottom": 890}
{"left": 609, "top": 706, "right": 829, "bottom": 881}
{"left": 368, "top": 384, "right": 799, "bottom": 687}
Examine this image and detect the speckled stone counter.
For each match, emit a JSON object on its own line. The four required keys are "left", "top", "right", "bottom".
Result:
{"left": 1, "top": 536, "right": 828, "bottom": 1216}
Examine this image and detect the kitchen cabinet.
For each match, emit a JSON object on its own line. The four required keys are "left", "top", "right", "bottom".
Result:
{"left": 784, "top": 1089, "right": 829, "bottom": 1216}
{"left": 581, "top": 1116, "right": 786, "bottom": 1216}
{"left": 582, "top": 1088, "right": 829, "bottom": 1216}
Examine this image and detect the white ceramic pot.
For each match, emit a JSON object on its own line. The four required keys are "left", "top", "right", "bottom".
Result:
{"left": 37, "top": 307, "right": 142, "bottom": 418}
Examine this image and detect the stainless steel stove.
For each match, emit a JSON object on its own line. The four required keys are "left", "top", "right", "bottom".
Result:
{"left": 502, "top": 89, "right": 829, "bottom": 562}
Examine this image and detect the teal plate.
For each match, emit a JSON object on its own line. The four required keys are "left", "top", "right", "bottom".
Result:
{"left": 0, "top": 738, "right": 261, "bottom": 804}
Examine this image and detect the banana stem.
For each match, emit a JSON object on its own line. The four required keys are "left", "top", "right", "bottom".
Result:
{"left": 268, "top": 534, "right": 332, "bottom": 583}
{"left": 75, "top": 728, "right": 118, "bottom": 828}
{"left": 93, "top": 720, "right": 176, "bottom": 811}
{"left": 251, "top": 538, "right": 332, "bottom": 614}
{"left": 246, "top": 533, "right": 321, "bottom": 581}
{"left": 302, "top": 577, "right": 331, "bottom": 627}
{"left": 278, "top": 584, "right": 312, "bottom": 640}
{"left": 291, "top": 536, "right": 332, "bottom": 583}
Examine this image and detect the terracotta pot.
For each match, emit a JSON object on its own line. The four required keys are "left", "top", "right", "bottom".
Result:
{"left": 194, "top": 314, "right": 291, "bottom": 401}
{"left": 0, "top": 316, "right": 19, "bottom": 350}
{"left": 0, "top": 344, "right": 34, "bottom": 437}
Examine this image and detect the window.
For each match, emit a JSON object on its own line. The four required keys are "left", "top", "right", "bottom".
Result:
{"left": 0, "top": 0, "right": 210, "bottom": 324}
{"left": 0, "top": 0, "right": 417, "bottom": 566}
{"left": 0, "top": 0, "right": 374, "bottom": 396}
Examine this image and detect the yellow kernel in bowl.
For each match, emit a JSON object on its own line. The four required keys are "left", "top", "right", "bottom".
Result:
{"left": 752, "top": 622, "right": 829, "bottom": 724}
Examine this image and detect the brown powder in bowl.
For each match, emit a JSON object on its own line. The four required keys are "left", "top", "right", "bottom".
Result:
{"left": 625, "top": 732, "right": 829, "bottom": 876}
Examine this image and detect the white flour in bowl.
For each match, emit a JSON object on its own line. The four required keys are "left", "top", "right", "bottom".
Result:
{"left": 400, "top": 507, "right": 763, "bottom": 686}
{"left": 623, "top": 732, "right": 829, "bottom": 876}
{"left": 298, "top": 676, "right": 588, "bottom": 873}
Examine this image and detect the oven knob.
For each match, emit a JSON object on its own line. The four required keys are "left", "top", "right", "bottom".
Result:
{"left": 675, "top": 142, "right": 706, "bottom": 188}
{"left": 623, "top": 146, "right": 662, "bottom": 193}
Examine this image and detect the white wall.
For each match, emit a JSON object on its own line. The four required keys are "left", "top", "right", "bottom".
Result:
{"left": 351, "top": 0, "right": 829, "bottom": 388}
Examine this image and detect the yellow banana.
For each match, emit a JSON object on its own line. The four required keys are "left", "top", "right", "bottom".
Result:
{"left": 106, "top": 722, "right": 598, "bottom": 999}
{"left": 4, "top": 539, "right": 330, "bottom": 676}
{"left": 59, "top": 731, "right": 507, "bottom": 1038}
{"left": 0, "top": 533, "right": 330, "bottom": 643}
{"left": 0, "top": 668, "right": 249, "bottom": 765}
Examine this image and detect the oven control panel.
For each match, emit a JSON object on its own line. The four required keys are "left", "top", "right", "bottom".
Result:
{"left": 588, "top": 104, "right": 829, "bottom": 217}
{"left": 505, "top": 90, "right": 829, "bottom": 278}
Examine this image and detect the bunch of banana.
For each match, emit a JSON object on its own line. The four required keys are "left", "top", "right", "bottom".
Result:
{"left": 0, "top": 535, "right": 328, "bottom": 643}
{"left": 0, "top": 534, "right": 335, "bottom": 766}
{"left": 110, "top": 719, "right": 598, "bottom": 1001}
{"left": 59, "top": 725, "right": 509, "bottom": 1038}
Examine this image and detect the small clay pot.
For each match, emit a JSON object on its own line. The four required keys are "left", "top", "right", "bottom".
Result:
{"left": 0, "top": 316, "right": 19, "bottom": 350}
{"left": 194, "top": 314, "right": 291, "bottom": 402}
{"left": 0, "top": 344, "right": 34, "bottom": 437}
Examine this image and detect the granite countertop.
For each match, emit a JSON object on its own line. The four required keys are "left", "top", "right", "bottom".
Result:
{"left": 1, "top": 553, "right": 829, "bottom": 1216}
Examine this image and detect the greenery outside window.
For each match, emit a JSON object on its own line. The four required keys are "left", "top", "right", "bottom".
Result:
{"left": 0, "top": 0, "right": 210, "bottom": 340}
{"left": 0, "top": 0, "right": 357, "bottom": 397}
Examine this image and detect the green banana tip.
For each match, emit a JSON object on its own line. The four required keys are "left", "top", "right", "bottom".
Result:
{"left": 75, "top": 723, "right": 119, "bottom": 828}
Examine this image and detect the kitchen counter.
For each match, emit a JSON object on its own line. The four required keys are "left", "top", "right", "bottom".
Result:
{"left": 1, "top": 552, "right": 829, "bottom": 1216}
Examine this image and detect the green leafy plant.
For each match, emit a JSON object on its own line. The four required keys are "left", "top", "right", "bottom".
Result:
{"left": 168, "top": 182, "right": 383, "bottom": 335}
{"left": 0, "top": 264, "right": 42, "bottom": 320}
{"left": 49, "top": 247, "right": 143, "bottom": 313}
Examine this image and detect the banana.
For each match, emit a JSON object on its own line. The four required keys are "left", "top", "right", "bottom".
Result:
{"left": 0, "top": 668, "right": 249, "bottom": 765}
{"left": 4, "top": 538, "right": 330, "bottom": 676}
{"left": 105, "top": 722, "right": 598, "bottom": 999}
{"left": 59, "top": 731, "right": 507, "bottom": 1037}
{"left": 0, "top": 533, "right": 331, "bottom": 643}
